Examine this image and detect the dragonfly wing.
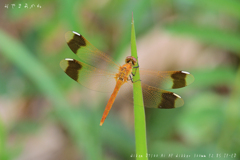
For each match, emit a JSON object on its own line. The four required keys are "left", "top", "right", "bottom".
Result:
{"left": 116, "top": 82, "right": 184, "bottom": 109}
{"left": 65, "top": 31, "right": 119, "bottom": 72}
{"left": 139, "top": 70, "right": 194, "bottom": 89}
{"left": 142, "top": 83, "right": 184, "bottom": 108}
{"left": 60, "top": 58, "right": 116, "bottom": 92}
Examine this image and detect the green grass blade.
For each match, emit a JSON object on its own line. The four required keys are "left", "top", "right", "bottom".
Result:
{"left": 131, "top": 14, "right": 148, "bottom": 160}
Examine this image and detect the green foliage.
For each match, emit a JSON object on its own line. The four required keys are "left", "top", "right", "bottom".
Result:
{"left": 164, "top": 22, "right": 240, "bottom": 54}
{"left": 1, "top": 0, "right": 240, "bottom": 159}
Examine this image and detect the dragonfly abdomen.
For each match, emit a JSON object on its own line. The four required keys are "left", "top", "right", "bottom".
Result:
{"left": 100, "top": 80, "right": 124, "bottom": 126}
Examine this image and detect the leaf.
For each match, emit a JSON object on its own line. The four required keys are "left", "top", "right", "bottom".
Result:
{"left": 164, "top": 22, "right": 240, "bottom": 54}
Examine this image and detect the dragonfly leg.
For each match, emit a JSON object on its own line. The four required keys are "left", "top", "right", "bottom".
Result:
{"left": 133, "top": 63, "right": 139, "bottom": 68}
{"left": 132, "top": 62, "right": 139, "bottom": 76}
{"left": 128, "top": 74, "right": 141, "bottom": 83}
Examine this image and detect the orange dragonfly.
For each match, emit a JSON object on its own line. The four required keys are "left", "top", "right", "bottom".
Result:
{"left": 60, "top": 31, "right": 194, "bottom": 126}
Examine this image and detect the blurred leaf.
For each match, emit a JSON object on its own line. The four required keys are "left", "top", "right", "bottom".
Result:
{"left": 101, "top": 119, "right": 135, "bottom": 158}
{"left": 11, "top": 120, "right": 41, "bottom": 134}
{"left": 105, "top": 0, "right": 154, "bottom": 60}
{"left": 0, "top": 29, "right": 102, "bottom": 160}
{"left": 0, "top": 119, "right": 8, "bottom": 160}
{"left": 191, "top": 0, "right": 240, "bottom": 19}
{"left": 178, "top": 91, "right": 226, "bottom": 145}
{"left": 191, "top": 67, "right": 235, "bottom": 88}
{"left": 218, "top": 65, "right": 240, "bottom": 152}
{"left": 59, "top": 0, "right": 84, "bottom": 32}
{"left": 146, "top": 109, "right": 182, "bottom": 141}
{"left": 0, "top": 118, "right": 20, "bottom": 160}
{"left": 164, "top": 22, "right": 240, "bottom": 54}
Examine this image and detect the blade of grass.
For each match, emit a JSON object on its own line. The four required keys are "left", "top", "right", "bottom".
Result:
{"left": 131, "top": 14, "right": 148, "bottom": 160}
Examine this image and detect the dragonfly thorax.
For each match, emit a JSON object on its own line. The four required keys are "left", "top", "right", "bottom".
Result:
{"left": 115, "top": 64, "right": 132, "bottom": 82}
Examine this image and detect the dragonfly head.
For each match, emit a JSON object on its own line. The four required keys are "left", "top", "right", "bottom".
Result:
{"left": 125, "top": 56, "right": 137, "bottom": 66}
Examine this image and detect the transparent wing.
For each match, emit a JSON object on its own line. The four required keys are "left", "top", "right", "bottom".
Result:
{"left": 139, "top": 70, "right": 194, "bottom": 89}
{"left": 65, "top": 31, "right": 120, "bottom": 72}
{"left": 118, "top": 82, "right": 184, "bottom": 109}
{"left": 60, "top": 58, "right": 117, "bottom": 92}
{"left": 141, "top": 83, "right": 184, "bottom": 108}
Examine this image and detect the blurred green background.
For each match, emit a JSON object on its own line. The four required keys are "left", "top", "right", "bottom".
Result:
{"left": 0, "top": 0, "right": 240, "bottom": 160}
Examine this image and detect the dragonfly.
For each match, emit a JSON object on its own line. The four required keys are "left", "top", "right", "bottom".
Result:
{"left": 60, "top": 31, "right": 194, "bottom": 126}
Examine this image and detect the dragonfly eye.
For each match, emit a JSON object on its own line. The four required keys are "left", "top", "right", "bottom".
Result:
{"left": 125, "top": 56, "right": 137, "bottom": 65}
